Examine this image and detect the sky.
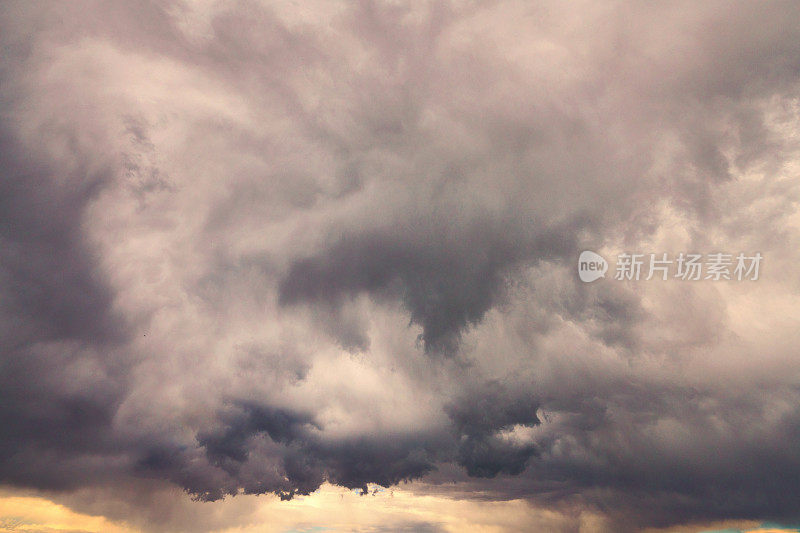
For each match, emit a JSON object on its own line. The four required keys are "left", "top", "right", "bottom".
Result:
{"left": 1, "top": 1, "right": 800, "bottom": 532}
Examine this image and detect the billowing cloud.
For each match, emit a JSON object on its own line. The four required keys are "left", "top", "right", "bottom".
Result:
{"left": 2, "top": 1, "right": 800, "bottom": 532}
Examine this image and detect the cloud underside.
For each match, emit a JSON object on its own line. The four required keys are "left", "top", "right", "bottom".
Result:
{"left": 2, "top": 1, "right": 800, "bottom": 531}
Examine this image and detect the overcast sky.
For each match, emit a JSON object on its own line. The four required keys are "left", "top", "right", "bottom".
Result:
{"left": 2, "top": 1, "right": 800, "bottom": 532}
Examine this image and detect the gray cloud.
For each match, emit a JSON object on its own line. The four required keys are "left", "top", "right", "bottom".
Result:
{"left": 0, "top": 122, "right": 131, "bottom": 491}
{"left": 278, "top": 214, "right": 581, "bottom": 353}
{"left": 2, "top": 1, "right": 800, "bottom": 532}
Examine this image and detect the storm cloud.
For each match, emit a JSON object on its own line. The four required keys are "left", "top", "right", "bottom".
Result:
{"left": 2, "top": 1, "right": 800, "bottom": 532}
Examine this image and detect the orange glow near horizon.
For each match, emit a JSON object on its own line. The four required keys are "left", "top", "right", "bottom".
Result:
{"left": 0, "top": 485, "right": 794, "bottom": 533}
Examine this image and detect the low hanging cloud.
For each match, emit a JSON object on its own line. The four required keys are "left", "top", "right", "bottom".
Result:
{"left": 2, "top": 1, "right": 800, "bottom": 532}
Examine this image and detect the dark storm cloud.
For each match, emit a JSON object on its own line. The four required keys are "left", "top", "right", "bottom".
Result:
{"left": 0, "top": 123, "right": 130, "bottom": 491}
{"left": 137, "top": 399, "right": 439, "bottom": 502}
{"left": 279, "top": 215, "right": 581, "bottom": 353}
{"left": 445, "top": 382, "right": 540, "bottom": 477}
{"left": 0, "top": 131, "right": 122, "bottom": 346}
{"left": 433, "top": 382, "right": 800, "bottom": 529}
{"left": 2, "top": 1, "right": 800, "bottom": 532}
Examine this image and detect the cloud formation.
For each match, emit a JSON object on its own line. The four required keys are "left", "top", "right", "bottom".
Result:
{"left": 2, "top": 1, "right": 800, "bottom": 531}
